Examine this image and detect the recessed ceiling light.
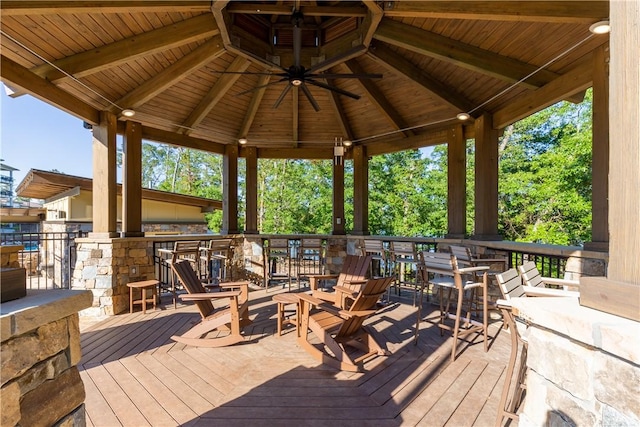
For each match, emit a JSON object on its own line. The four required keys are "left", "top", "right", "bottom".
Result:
{"left": 121, "top": 109, "right": 135, "bottom": 117}
{"left": 238, "top": 137, "right": 248, "bottom": 145}
{"left": 456, "top": 112, "right": 470, "bottom": 121}
{"left": 589, "top": 20, "right": 610, "bottom": 34}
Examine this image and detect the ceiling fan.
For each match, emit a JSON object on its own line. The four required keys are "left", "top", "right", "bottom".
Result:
{"left": 218, "top": 10, "right": 382, "bottom": 111}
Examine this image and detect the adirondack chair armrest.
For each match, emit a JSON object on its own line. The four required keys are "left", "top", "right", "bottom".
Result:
{"left": 522, "top": 285, "right": 579, "bottom": 298}
{"left": 308, "top": 274, "right": 340, "bottom": 291}
{"left": 457, "top": 266, "right": 490, "bottom": 274}
{"left": 333, "top": 285, "right": 358, "bottom": 295}
{"left": 542, "top": 277, "right": 580, "bottom": 289}
{"left": 219, "top": 281, "right": 249, "bottom": 290}
{"left": 297, "top": 292, "right": 326, "bottom": 307}
{"left": 342, "top": 279, "right": 368, "bottom": 285}
{"left": 179, "top": 291, "right": 240, "bottom": 301}
{"left": 338, "top": 309, "right": 377, "bottom": 318}
{"left": 496, "top": 298, "right": 512, "bottom": 310}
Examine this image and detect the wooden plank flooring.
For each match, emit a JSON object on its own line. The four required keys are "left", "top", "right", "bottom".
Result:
{"left": 79, "top": 286, "right": 515, "bottom": 426}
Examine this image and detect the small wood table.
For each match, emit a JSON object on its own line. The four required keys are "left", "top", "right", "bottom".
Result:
{"left": 272, "top": 293, "right": 300, "bottom": 336}
{"left": 127, "top": 280, "right": 159, "bottom": 314}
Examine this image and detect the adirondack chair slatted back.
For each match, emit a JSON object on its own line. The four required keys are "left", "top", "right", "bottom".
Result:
{"left": 171, "top": 259, "right": 213, "bottom": 318}
{"left": 339, "top": 255, "right": 372, "bottom": 289}
{"left": 338, "top": 276, "right": 394, "bottom": 337}
{"left": 496, "top": 268, "right": 525, "bottom": 299}
{"left": 518, "top": 261, "right": 544, "bottom": 287}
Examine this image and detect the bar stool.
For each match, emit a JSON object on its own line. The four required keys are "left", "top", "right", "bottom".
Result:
{"left": 200, "top": 238, "right": 233, "bottom": 285}
{"left": 264, "top": 238, "right": 292, "bottom": 291}
{"left": 362, "top": 239, "right": 388, "bottom": 277}
{"left": 127, "top": 279, "right": 159, "bottom": 314}
{"left": 390, "top": 241, "right": 419, "bottom": 305}
{"left": 157, "top": 241, "right": 201, "bottom": 308}
{"left": 296, "top": 238, "right": 325, "bottom": 288}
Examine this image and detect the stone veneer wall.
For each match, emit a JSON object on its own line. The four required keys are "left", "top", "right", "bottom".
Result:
{"left": 73, "top": 238, "right": 156, "bottom": 317}
{"left": 1, "top": 290, "right": 92, "bottom": 426}
{"left": 511, "top": 298, "right": 640, "bottom": 426}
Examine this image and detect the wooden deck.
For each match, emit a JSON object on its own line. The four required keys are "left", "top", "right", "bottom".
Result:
{"left": 79, "top": 286, "right": 514, "bottom": 426}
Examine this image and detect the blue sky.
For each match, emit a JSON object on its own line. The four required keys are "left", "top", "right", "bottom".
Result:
{"left": 1, "top": 89, "right": 95, "bottom": 187}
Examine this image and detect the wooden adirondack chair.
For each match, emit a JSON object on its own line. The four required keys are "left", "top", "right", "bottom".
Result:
{"left": 169, "top": 259, "right": 251, "bottom": 348}
{"left": 518, "top": 261, "right": 580, "bottom": 292}
{"left": 307, "top": 254, "right": 371, "bottom": 309}
{"left": 297, "top": 276, "right": 394, "bottom": 372}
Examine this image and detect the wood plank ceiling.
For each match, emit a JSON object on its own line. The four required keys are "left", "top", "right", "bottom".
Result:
{"left": 0, "top": 1, "right": 609, "bottom": 159}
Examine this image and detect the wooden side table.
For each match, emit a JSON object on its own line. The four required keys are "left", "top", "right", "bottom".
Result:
{"left": 272, "top": 293, "right": 300, "bottom": 336}
{"left": 127, "top": 280, "right": 159, "bottom": 314}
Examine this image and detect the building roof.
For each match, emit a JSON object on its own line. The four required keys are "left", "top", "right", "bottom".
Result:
{"left": 16, "top": 169, "right": 222, "bottom": 212}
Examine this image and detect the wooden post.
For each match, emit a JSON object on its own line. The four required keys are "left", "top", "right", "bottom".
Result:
{"left": 121, "top": 120, "right": 143, "bottom": 237}
{"left": 473, "top": 112, "right": 501, "bottom": 240}
{"left": 608, "top": 1, "right": 639, "bottom": 283}
{"left": 90, "top": 111, "right": 118, "bottom": 238}
{"left": 332, "top": 157, "right": 345, "bottom": 235}
{"left": 222, "top": 144, "right": 239, "bottom": 235}
{"left": 352, "top": 145, "right": 369, "bottom": 235}
{"left": 585, "top": 43, "right": 610, "bottom": 252}
{"left": 446, "top": 124, "right": 466, "bottom": 238}
{"left": 245, "top": 146, "right": 258, "bottom": 234}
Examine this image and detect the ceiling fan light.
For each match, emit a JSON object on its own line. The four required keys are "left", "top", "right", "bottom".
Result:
{"left": 238, "top": 137, "right": 248, "bottom": 145}
{"left": 121, "top": 109, "right": 135, "bottom": 117}
{"left": 291, "top": 79, "right": 302, "bottom": 86}
{"left": 457, "top": 112, "right": 470, "bottom": 121}
{"left": 343, "top": 140, "right": 353, "bottom": 147}
{"left": 589, "top": 20, "right": 610, "bottom": 34}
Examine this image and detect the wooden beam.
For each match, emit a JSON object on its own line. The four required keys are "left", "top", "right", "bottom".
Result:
{"left": 0, "top": 1, "right": 210, "bottom": 15}
{"left": 447, "top": 124, "right": 466, "bottom": 238}
{"left": 225, "top": 3, "right": 367, "bottom": 17}
{"left": 344, "top": 59, "right": 415, "bottom": 137}
{"left": 373, "top": 19, "right": 558, "bottom": 89}
{"left": 222, "top": 145, "right": 239, "bottom": 234}
{"left": 352, "top": 145, "right": 369, "bottom": 235}
{"left": 383, "top": 1, "right": 609, "bottom": 24}
{"left": 254, "top": 147, "right": 332, "bottom": 159}
{"left": 91, "top": 111, "right": 118, "bottom": 237}
{"left": 367, "top": 42, "right": 476, "bottom": 114}
{"left": 122, "top": 121, "right": 143, "bottom": 237}
{"left": 292, "top": 87, "right": 300, "bottom": 147}
{"left": 324, "top": 78, "right": 354, "bottom": 141}
{"left": 492, "top": 54, "right": 594, "bottom": 129}
{"left": 237, "top": 74, "right": 270, "bottom": 139}
{"left": 473, "top": 113, "right": 500, "bottom": 240}
{"left": 332, "top": 161, "right": 346, "bottom": 235}
{"left": 244, "top": 147, "right": 258, "bottom": 234}
{"left": 182, "top": 56, "right": 249, "bottom": 134}
{"left": 112, "top": 37, "right": 226, "bottom": 112}
{"left": 141, "top": 125, "right": 226, "bottom": 154}
{"left": 361, "top": 1, "right": 384, "bottom": 47}
{"left": 30, "top": 14, "right": 219, "bottom": 82}
{"left": 0, "top": 55, "right": 100, "bottom": 125}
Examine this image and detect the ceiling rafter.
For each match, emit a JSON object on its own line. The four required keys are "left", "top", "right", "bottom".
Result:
{"left": 367, "top": 42, "right": 476, "bottom": 115}
{"left": 226, "top": 3, "right": 368, "bottom": 17}
{"left": 30, "top": 14, "right": 219, "bottom": 83}
{"left": 237, "top": 74, "right": 271, "bottom": 139}
{"left": 0, "top": 55, "right": 100, "bottom": 125}
{"left": 322, "top": 77, "right": 354, "bottom": 141}
{"left": 181, "top": 56, "right": 250, "bottom": 135}
{"left": 344, "top": 59, "right": 415, "bottom": 138}
{"left": 0, "top": 1, "right": 211, "bottom": 15}
{"left": 383, "top": 1, "right": 609, "bottom": 24}
{"left": 112, "top": 37, "right": 226, "bottom": 113}
{"left": 373, "top": 18, "right": 559, "bottom": 90}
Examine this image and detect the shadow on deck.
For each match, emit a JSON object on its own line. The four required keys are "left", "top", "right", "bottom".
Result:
{"left": 79, "top": 286, "right": 514, "bottom": 426}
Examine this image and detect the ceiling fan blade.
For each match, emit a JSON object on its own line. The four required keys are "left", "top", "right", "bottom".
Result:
{"left": 307, "top": 73, "right": 383, "bottom": 79}
{"left": 300, "top": 83, "right": 320, "bottom": 112}
{"left": 235, "top": 78, "right": 287, "bottom": 97}
{"left": 305, "top": 79, "right": 361, "bottom": 100}
{"left": 273, "top": 84, "right": 293, "bottom": 109}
